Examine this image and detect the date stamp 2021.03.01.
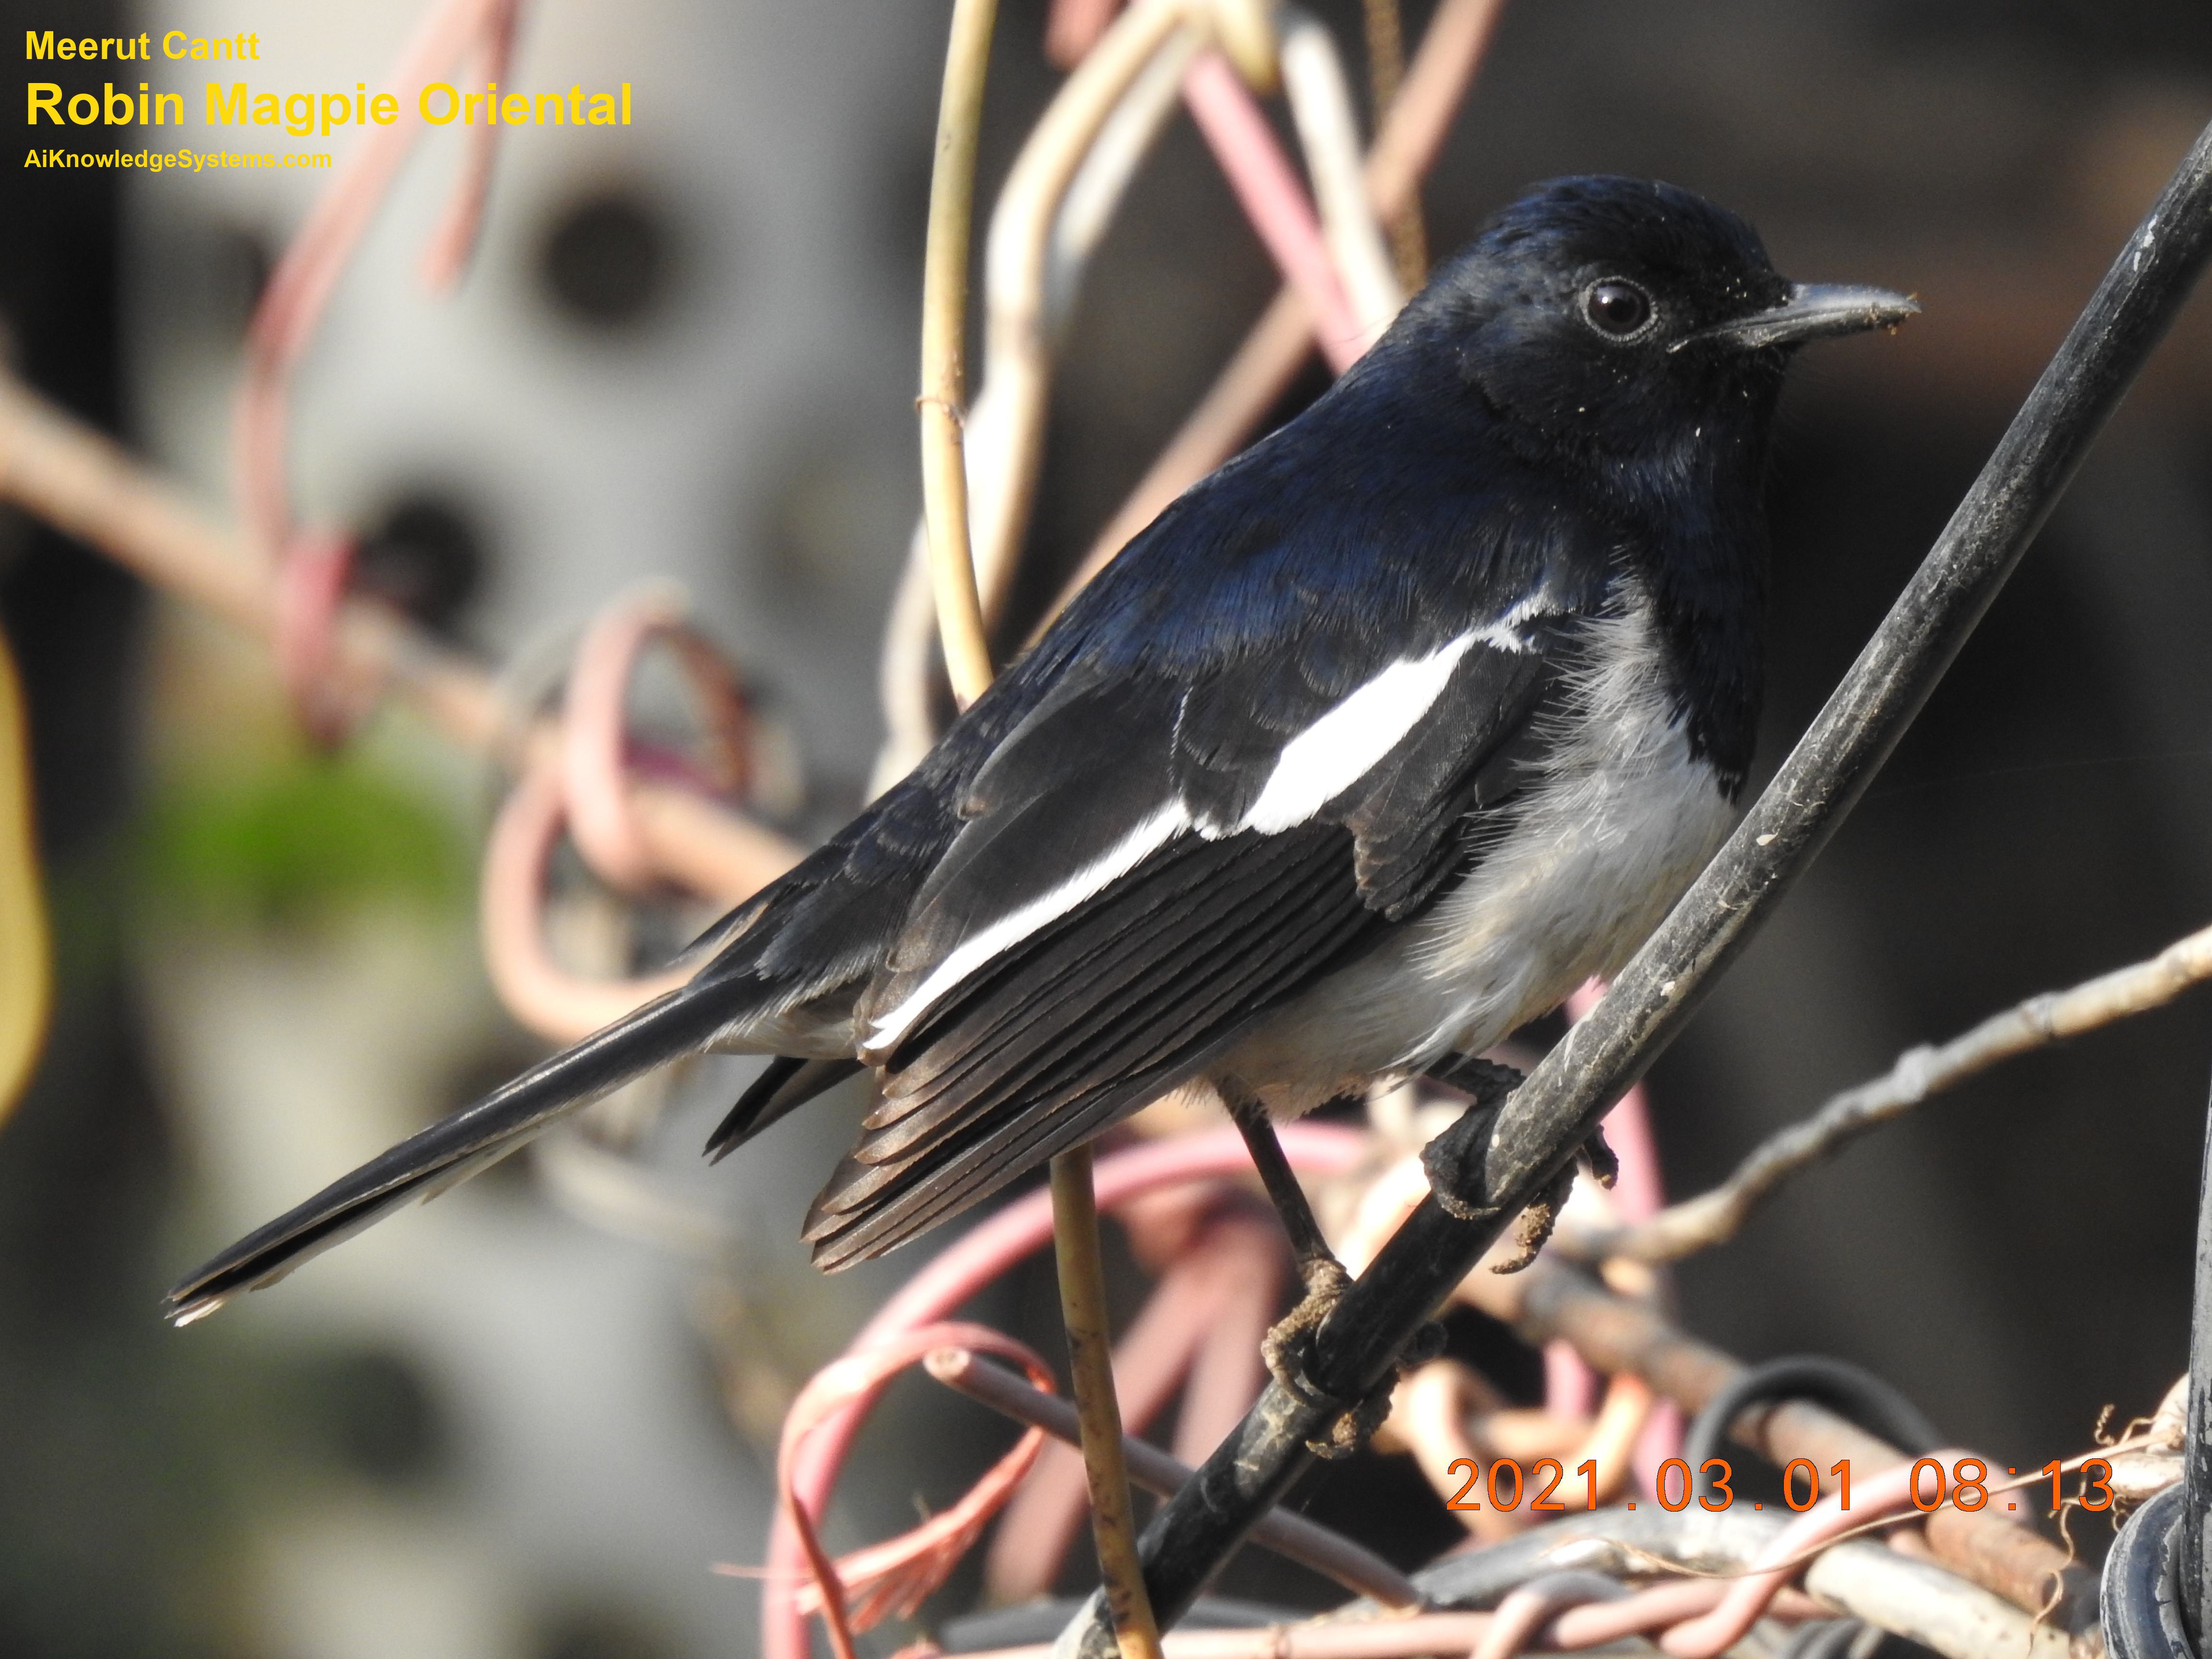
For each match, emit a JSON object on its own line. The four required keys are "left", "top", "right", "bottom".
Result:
{"left": 1440, "top": 1455, "right": 2116, "bottom": 1516}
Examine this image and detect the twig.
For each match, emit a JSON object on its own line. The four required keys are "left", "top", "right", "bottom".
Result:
{"left": 0, "top": 636, "right": 48, "bottom": 1125}
{"left": 1059, "top": 111, "right": 2212, "bottom": 1659}
{"left": 878, "top": 0, "right": 1197, "bottom": 787}
{"left": 986, "top": 1202, "right": 1280, "bottom": 1600}
{"left": 928, "top": 1347, "right": 1420, "bottom": 1608}
{"left": 1568, "top": 919, "right": 2212, "bottom": 1265}
{"left": 918, "top": 0, "right": 1001, "bottom": 710}
{"left": 1054, "top": 1145, "right": 1166, "bottom": 1659}
{"left": 1358, "top": 0, "right": 1427, "bottom": 286}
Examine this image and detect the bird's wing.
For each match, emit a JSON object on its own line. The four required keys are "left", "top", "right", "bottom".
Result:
{"left": 803, "top": 605, "right": 1580, "bottom": 1268}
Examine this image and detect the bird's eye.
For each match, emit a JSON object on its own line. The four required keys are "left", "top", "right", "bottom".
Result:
{"left": 1582, "top": 279, "right": 1655, "bottom": 339}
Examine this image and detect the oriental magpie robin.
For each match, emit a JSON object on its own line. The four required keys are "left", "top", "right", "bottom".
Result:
{"left": 167, "top": 176, "right": 1913, "bottom": 1327}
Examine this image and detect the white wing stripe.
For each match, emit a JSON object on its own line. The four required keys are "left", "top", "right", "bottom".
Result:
{"left": 865, "top": 803, "right": 1190, "bottom": 1053}
{"left": 1238, "top": 629, "right": 1488, "bottom": 834}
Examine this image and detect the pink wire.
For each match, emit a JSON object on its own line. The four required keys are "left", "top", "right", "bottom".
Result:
{"left": 1044, "top": 0, "right": 1123, "bottom": 67}
{"left": 271, "top": 526, "right": 359, "bottom": 746}
{"left": 561, "top": 591, "right": 755, "bottom": 896}
{"left": 420, "top": 0, "right": 521, "bottom": 288}
{"left": 774, "top": 1321, "right": 1058, "bottom": 1657}
{"left": 1180, "top": 50, "right": 1367, "bottom": 371}
{"left": 760, "top": 1123, "right": 1369, "bottom": 1659}
{"left": 478, "top": 755, "right": 698, "bottom": 1044}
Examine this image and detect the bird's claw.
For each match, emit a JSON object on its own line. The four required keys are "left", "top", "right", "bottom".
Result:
{"left": 1262, "top": 1261, "right": 1444, "bottom": 1459}
{"left": 1262, "top": 1255, "right": 1352, "bottom": 1407}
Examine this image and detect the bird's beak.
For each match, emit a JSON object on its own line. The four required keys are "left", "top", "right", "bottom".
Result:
{"left": 1678, "top": 283, "right": 1919, "bottom": 352}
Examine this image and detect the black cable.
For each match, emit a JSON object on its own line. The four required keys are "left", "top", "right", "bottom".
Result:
{"left": 1683, "top": 1355, "right": 1942, "bottom": 1491}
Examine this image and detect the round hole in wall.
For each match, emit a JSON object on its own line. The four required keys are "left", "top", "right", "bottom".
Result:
{"left": 536, "top": 187, "right": 677, "bottom": 329}
{"left": 353, "top": 493, "right": 488, "bottom": 637}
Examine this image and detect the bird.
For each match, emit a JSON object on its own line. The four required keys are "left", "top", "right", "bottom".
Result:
{"left": 166, "top": 175, "right": 1914, "bottom": 1342}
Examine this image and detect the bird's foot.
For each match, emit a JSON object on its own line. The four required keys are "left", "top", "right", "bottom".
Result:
{"left": 1486, "top": 1131, "right": 1613, "bottom": 1271}
{"left": 1261, "top": 1257, "right": 1441, "bottom": 1458}
{"left": 1261, "top": 1255, "right": 1351, "bottom": 1407}
{"left": 1417, "top": 1055, "right": 1614, "bottom": 1265}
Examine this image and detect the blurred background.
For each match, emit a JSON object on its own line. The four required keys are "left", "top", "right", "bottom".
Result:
{"left": 3, "top": 0, "right": 2212, "bottom": 1654}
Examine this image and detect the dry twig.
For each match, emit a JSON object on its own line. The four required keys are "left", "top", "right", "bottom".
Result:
{"left": 917, "top": 0, "right": 1003, "bottom": 709}
{"left": 0, "top": 636, "right": 48, "bottom": 1124}
{"left": 1053, "top": 1146, "right": 1166, "bottom": 1659}
{"left": 1566, "top": 920, "right": 2212, "bottom": 1265}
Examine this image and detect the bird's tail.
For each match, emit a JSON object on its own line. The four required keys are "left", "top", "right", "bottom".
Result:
{"left": 164, "top": 976, "right": 746, "bottom": 1324}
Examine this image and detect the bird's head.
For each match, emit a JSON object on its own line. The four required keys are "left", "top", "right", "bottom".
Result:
{"left": 1392, "top": 175, "right": 1914, "bottom": 463}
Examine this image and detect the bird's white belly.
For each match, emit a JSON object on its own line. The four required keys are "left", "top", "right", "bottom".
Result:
{"left": 1214, "top": 600, "right": 1736, "bottom": 1115}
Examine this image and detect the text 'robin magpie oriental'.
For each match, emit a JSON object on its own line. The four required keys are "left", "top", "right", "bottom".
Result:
{"left": 167, "top": 176, "right": 1915, "bottom": 1335}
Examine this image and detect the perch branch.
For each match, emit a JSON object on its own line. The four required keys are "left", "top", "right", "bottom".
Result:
{"left": 1059, "top": 109, "right": 2212, "bottom": 1659}
{"left": 1568, "top": 918, "right": 2212, "bottom": 1265}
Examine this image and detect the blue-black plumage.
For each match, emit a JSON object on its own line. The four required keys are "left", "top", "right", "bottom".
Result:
{"left": 167, "top": 176, "right": 1913, "bottom": 1323}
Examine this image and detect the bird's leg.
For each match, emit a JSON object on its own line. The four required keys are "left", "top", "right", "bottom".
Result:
{"left": 1225, "top": 1087, "right": 1400, "bottom": 1456}
{"left": 1226, "top": 1087, "right": 1341, "bottom": 1294}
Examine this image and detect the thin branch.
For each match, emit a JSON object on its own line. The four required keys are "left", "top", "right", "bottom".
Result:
{"left": 1054, "top": 1145, "right": 1166, "bottom": 1659}
{"left": 985, "top": 1204, "right": 1281, "bottom": 1601}
{"left": 927, "top": 1347, "right": 1421, "bottom": 1608}
{"left": 918, "top": 0, "right": 1001, "bottom": 710}
{"left": 1062, "top": 110, "right": 2212, "bottom": 1659}
{"left": 1358, "top": 0, "right": 1428, "bottom": 285}
{"left": 1567, "top": 919, "right": 2212, "bottom": 1265}
{"left": 877, "top": 0, "right": 1199, "bottom": 788}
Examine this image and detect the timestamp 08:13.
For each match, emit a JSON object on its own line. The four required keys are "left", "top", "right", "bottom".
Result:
{"left": 1442, "top": 1456, "right": 2118, "bottom": 1515}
